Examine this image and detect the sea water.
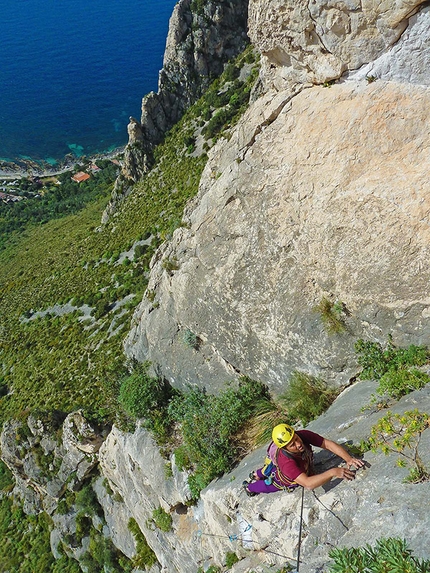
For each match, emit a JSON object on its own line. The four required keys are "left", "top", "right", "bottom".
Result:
{"left": 0, "top": 0, "right": 177, "bottom": 165}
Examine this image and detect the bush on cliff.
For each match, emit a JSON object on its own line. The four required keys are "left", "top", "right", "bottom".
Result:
{"left": 328, "top": 537, "right": 430, "bottom": 573}
{"left": 118, "top": 362, "right": 177, "bottom": 439}
{"left": 278, "top": 371, "right": 338, "bottom": 426}
{"left": 168, "top": 377, "right": 271, "bottom": 499}
{"left": 355, "top": 338, "right": 430, "bottom": 399}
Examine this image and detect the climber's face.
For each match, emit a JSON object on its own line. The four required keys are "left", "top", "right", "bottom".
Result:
{"left": 285, "top": 434, "right": 305, "bottom": 454}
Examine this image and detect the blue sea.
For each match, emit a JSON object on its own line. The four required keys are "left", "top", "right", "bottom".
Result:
{"left": 0, "top": 0, "right": 177, "bottom": 165}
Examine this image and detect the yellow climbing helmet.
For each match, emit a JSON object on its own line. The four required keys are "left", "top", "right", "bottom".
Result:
{"left": 272, "top": 423, "right": 295, "bottom": 448}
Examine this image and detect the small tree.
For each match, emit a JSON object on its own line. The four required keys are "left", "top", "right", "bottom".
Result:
{"left": 368, "top": 409, "right": 430, "bottom": 483}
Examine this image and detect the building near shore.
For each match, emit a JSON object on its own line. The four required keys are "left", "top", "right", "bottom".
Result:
{"left": 71, "top": 172, "right": 90, "bottom": 183}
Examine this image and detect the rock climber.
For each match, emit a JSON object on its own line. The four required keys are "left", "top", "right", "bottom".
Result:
{"left": 243, "top": 423, "right": 365, "bottom": 496}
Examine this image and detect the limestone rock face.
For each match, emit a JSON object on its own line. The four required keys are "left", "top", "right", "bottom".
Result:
{"left": 0, "top": 411, "right": 107, "bottom": 514}
{"left": 248, "top": 0, "right": 426, "bottom": 91}
{"left": 94, "top": 382, "right": 430, "bottom": 572}
{"left": 125, "top": 75, "right": 430, "bottom": 392}
{"left": 98, "top": 424, "right": 198, "bottom": 572}
{"left": 349, "top": 5, "right": 430, "bottom": 86}
{"left": 158, "top": 0, "right": 249, "bottom": 120}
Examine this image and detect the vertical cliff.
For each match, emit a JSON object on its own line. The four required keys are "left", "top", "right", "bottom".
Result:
{"left": 103, "top": 0, "right": 250, "bottom": 222}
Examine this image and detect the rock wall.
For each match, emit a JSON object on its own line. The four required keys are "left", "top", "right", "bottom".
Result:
{"left": 103, "top": 0, "right": 249, "bottom": 222}
{"left": 3, "top": 383, "right": 430, "bottom": 572}
{"left": 124, "top": 3, "right": 430, "bottom": 393}
{"left": 248, "top": 0, "right": 427, "bottom": 92}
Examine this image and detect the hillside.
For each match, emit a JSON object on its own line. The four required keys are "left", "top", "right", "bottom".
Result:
{"left": 1, "top": 1, "right": 430, "bottom": 572}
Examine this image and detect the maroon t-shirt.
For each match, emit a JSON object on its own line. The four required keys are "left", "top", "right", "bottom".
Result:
{"left": 276, "top": 430, "right": 324, "bottom": 481}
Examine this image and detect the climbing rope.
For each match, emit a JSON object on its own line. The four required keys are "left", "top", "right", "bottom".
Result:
{"left": 311, "top": 490, "right": 349, "bottom": 531}
{"left": 196, "top": 516, "right": 297, "bottom": 566}
{"left": 295, "top": 486, "right": 305, "bottom": 573}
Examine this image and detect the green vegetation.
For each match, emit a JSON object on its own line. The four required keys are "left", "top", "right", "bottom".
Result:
{"left": 0, "top": 160, "right": 118, "bottom": 249}
{"left": 314, "top": 297, "right": 347, "bottom": 334}
{"left": 150, "top": 506, "right": 173, "bottom": 532}
{"left": 128, "top": 517, "right": 158, "bottom": 570}
{"left": 80, "top": 526, "right": 133, "bottom": 573}
{"left": 0, "top": 460, "right": 14, "bottom": 491}
{"left": 225, "top": 551, "right": 239, "bottom": 568}
{"left": 75, "top": 481, "right": 104, "bottom": 517}
{"left": 355, "top": 338, "right": 430, "bottom": 399}
{"left": 368, "top": 409, "right": 430, "bottom": 483}
{"left": 168, "top": 377, "right": 271, "bottom": 499}
{"left": 190, "top": 0, "right": 206, "bottom": 15}
{"left": 197, "top": 566, "right": 221, "bottom": 573}
{"left": 120, "top": 365, "right": 273, "bottom": 499}
{"left": 0, "top": 44, "right": 262, "bottom": 570}
{"left": 0, "top": 44, "right": 259, "bottom": 432}
{"left": 328, "top": 538, "right": 430, "bottom": 573}
{"left": 278, "top": 371, "right": 338, "bottom": 426}
{"left": 183, "top": 328, "right": 200, "bottom": 350}
{"left": 0, "top": 497, "right": 79, "bottom": 572}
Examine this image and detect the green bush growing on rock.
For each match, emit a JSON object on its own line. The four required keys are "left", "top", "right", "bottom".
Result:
{"left": 368, "top": 409, "right": 430, "bottom": 483}
{"left": 150, "top": 506, "right": 173, "bottom": 532}
{"left": 168, "top": 377, "right": 271, "bottom": 499}
{"left": 328, "top": 537, "right": 430, "bottom": 573}
{"left": 75, "top": 481, "right": 104, "bottom": 517}
{"left": 355, "top": 338, "right": 430, "bottom": 399}
{"left": 225, "top": 551, "right": 239, "bottom": 568}
{"left": 0, "top": 461, "right": 14, "bottom": 492}
{"left": 278, "top": 371, "right": 338, "bottom": 426}
{"left": 80, "top": 527, "right": 132, "bottom": 573}
{"left": 174, "top": 445, "right": 192, "bottom": 471}
{"left": 128, "top": 517, "right": 158, "bottom": 570}
{"left": 118, "top": 363, "right": 176, "bottom": 434}
{"left": 314, "top": 297, "right": 346, "bottom": 334}
{"left": 182, "top": 328, "right": 200, "bottom": 350}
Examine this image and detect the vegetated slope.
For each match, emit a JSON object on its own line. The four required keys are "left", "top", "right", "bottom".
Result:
{"left": 0, "top": 46, "right": 260, "bottom": 428}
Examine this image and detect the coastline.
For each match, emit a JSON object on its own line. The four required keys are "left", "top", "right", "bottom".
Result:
{"left": 0, "top": 146, "right": 125, "bottom": 180}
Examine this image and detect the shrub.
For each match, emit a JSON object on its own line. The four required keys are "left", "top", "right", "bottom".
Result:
{"left": 174, "top": 445, "right": 192, "bottom": 471}
{"left": 368, "top": 409, "right": 430, "bottom": 483}
{"left": 378, "top": 368, "right": 430, "bottom": 400}
{"left": 355, "top": 338, "right": 430, "bottom": 399}
{"left": 168, "top": 377, "right": 271, "bottom": 498}
{"left": 314, "top": 297, "right": 346, "bottom": 334}
{"left": 225, "top": 551, "right": 239, "bottom": 568}
{"left": 128, "top": 518, "right": 158, "bottom": 570}
{"left": 118, "top": 363, "right": 175, "bottom": 434}
{"left": 328, "top": 538, "right": 430, "bottom": 573}
{"left": 162, "top": 257, "right": 179, "bottom": 273}
{"left": 151, "top": 506, "right": 173, "bottom": 532}
{"left": 182, "top": 328, "right": 199, "bottom": 350}
{"left": 0, "top": 461, "right": 14, "bottom": 491}
{"left": 278, "top": 371, "right": 338, "bottom": 425}
{"left": 75, "top": 482, "right": 103, "bottom": 517}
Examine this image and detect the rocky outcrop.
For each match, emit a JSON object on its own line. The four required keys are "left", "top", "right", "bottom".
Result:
{"left": 124, "top": 4, "right": 430, "bottom": 393}
{"left": 98, "top": 424, "right": 196, "bottom": 572}
{"left": 147, "top": 0, "right": 249, "bottom": 139}
{"left": 96, "top": 381, "right": 430, "bottom": 572}
{"left": 248, "top": 0, "right": 427, "bottom": 92}
{"left": 103, "top": 0, "right": 250, "bottom": 222}
{"left": 0, "top": 411, "right": 108, "bottom": 514}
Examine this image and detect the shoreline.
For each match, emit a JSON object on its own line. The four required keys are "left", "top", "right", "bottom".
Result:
{"left": 0, "top": 146, "right": 126, "bottom": 180}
